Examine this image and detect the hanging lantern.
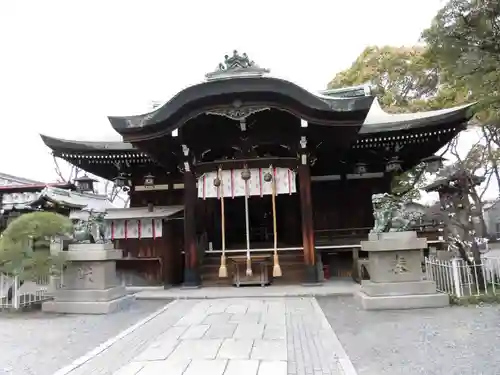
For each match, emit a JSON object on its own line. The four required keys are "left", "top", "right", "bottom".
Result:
{"left": 213, "top": 176, "right": 221, "bottom": 187}
{"left": 264, "top": 172, "right": 273, "bottom": 182}
{"left": 144, "top": 173, "right": 155, "bottom": 187}
{"left": 422, "top": 155, "right": 444, "bottom": 174}
{"left": 113, "top": 173, "right": 127, "bottom": 188}
{"left": 355, "top": 162, "right": 367, "bottom": 175}
{"left": 385, "top": 157, "right": 402, "bottom": 173}
{"left": 241, "top": 166, "right": 251, "bottom": 181}
{"left": 300, "top": 136, "right": 307, "bottom": 149}
{"left": 73, "top": 175, "right": 97, "bottom": 193}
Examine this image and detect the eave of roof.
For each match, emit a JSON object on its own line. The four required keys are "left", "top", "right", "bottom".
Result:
{"left": 359, "top": 99, "right": 475, "bottom": 134}
{"left": 0, "top": 183, "right": 75, "bottom": 192}
{"left": 40, "top": 134, "right": 136, "bottom": 152}
{"left": 0, "top": 172, "right": 45, "bottom": 185}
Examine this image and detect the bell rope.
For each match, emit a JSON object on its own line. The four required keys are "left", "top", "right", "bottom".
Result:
{"left": 243, "top": 166, "right": 252, "bottom": 276}
{"left": 217, "top": 167, "right": 228, "bottom": 278}
{"left": 270, "top": 166, "right": 282, "bottom": 277}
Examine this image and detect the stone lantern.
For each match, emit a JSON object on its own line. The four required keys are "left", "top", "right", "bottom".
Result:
{"left": 422, "top": 155, "right": 445, "bottom": 174}
{"left": 355, "top": 162, "right": 368, "bottom": 175}
{"left": 143, "top": 173, "right": 155, "bottom": 187}
{"left": 74, "top": 175, "right": 97, "bottom": 193}
{"left": 113, "top": 173, "right": 127, "bottom": 188}
{"left": 385, "top": 157, "right": 402, "bottom": 173}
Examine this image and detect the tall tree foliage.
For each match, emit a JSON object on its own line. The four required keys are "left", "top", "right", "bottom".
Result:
{"left": 328, "top": 46, "right": 460, "bottom": 199}
{"left": 422, "top": 0, "right": 500, "bottom": 115}
{"left": 328, "top": 46, "right": 441, "bottom": 112}
{"left": 423, "top": 0, "right": 500, "bottom": 193}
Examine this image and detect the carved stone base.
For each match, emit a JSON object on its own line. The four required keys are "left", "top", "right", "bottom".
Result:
{"left": 43, "top": 243, "right": 133, "bottom": 314}
{"left": 357, "top": 231, "right": 448, "bottom": 310}
{"left": 355, "top": 291, "right": 449, "bottom": 310}
{"left": 361, "top": 231, "right": 426, "bottom": 283}
{"left": 42, "top": 294, "right": 134, "bottom": 314}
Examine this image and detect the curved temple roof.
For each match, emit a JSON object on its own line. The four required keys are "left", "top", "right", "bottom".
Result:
{"left": 41, "top": 50, "right": 475, "bottom": 156}
{"left": 107, "top": 77, "right": 374, "bottom": 136}
{"left": 40, "top": 100, "right": 474, "bottom": 154}
{"left": 107, "top": 51, "right": 375, "bottom": 139}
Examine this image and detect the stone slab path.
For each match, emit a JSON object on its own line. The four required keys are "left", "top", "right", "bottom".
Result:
{"left": 134, "top": 280, "right": 356, "bottom": 300}
{"left": 55, "top": 297, "right": 355, "bottom": 375}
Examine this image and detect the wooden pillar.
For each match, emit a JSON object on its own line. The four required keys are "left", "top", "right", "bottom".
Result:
{"left": 298, "top": 127, "right": 320, "bottom": 284}
{"left": 182, "top": 145, "right": 201, "bottom": 288}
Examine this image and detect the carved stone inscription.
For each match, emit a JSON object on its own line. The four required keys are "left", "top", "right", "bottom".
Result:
{"left": 77, "top": 265, "right": 94, "bottom": 283}
{"left": 391, "top": 253, "right": 409, "bottom": 274}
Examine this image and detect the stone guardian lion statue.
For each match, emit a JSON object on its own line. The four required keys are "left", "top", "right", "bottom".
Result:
{"left": 370, "top": 193, "right": 423, "bottom": 233}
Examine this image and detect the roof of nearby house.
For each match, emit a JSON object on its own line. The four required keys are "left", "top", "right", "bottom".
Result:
{"left": 0, "top": 171, "right": 75, "bottom": 194}
{"left": 1, "top": 186, "right": 115, "bottom": 212}
{"left": 0, "top": 172, "right": 45, "bottom": 186}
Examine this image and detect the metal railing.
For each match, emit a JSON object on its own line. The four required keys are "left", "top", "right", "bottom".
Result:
{"left": 425, "top": 256, "right": 500, "bottom": 297}
{"left": 0, "top": 273, "right": 61, "bottom": 309}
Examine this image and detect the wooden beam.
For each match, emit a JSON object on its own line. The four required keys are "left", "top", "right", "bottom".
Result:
{"left": 298, "top": 163, "right": 319, "bottom": 284}
{"left": 181, "top": 142, "right": 201, "bottom": 288}
{"left": 182, "top": 170, "right": 200, "bottom": 287}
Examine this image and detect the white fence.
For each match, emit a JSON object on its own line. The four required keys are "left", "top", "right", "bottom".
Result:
{"left": 425, "top": 256, "right": 500, "bottom": 297}
{"left": 0, "top": 274, "right": 60, "bottom": 309}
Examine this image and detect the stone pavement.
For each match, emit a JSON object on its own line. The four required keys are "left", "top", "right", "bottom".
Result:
{"left": 56, "top": 297, "right": 356, "bottom": 375}
{"left": 134, "top": 280, "right": 356, "bottom": 300}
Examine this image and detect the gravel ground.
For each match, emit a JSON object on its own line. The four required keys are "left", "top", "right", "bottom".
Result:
{"left": 0, "top": 300, "right": 168, "bottom": 375}
{"left": 318, "top": 296, "right": 500, "bottom": 375}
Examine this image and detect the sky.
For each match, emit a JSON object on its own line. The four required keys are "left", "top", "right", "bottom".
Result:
{"left": 1, "top": 0, "right": 475, "bottom": 202}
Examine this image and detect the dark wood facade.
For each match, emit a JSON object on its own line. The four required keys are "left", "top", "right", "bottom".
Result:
{"left": 40, "top": 52, "right": 474, "bottom": 287}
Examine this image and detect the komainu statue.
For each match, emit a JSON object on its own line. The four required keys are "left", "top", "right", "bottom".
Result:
{"left": 370, "top": 193, "right": 423, "bottom": 233}
{"left": 72, "top": 209, "right": 108, "bottom": 244}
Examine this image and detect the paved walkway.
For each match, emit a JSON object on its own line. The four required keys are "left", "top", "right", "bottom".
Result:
{"left": 55, "top": 298, "right": 355, "bottom": 375}
{"left": 134, "top": 280, "right": 357, "bottom": 300}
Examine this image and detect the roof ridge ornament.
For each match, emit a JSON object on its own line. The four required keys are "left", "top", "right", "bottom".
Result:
{"left": 205, "top": 50, "right": 270, "bottom": 81}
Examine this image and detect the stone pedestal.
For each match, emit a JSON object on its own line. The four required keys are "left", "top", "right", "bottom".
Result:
{"left": 42, "top": 243, "right": 134, "bottom": 314}
{"left": 356, "top": 231, "right": 448, "bottom": 310}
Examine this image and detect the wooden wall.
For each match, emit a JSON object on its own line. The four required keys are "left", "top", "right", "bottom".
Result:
{"left": 311, "top": 178, "right": 389, "bottom": 231}
{"left": 114, "top": 220, "right": 183, "bottom": 286}
{"left": 130, "top": 188, "right": 184, "bottom": 207}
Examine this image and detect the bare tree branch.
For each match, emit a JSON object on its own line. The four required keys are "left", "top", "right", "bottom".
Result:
{"left": 52, "top": 155, "right": 81, "bottom": 183}
{"left": 52, "top": 155, "right": 67, "bottom": 182}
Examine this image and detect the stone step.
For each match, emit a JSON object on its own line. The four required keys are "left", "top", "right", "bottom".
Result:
{"left": 360, "top": 280, "right": 438, "bottom": 296}
{"left": 200, "top": 252, "right": 306, "bottom": 286}
{"left": 355, "top": 291, "right": 449, "bottom": 310}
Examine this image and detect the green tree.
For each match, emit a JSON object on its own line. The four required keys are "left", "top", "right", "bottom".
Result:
{"left": 422, "top": 0, "right": 500, "bottom": 119}
{"left": 423, "top": 0, "right": 500, "bottom": 192}
{"left": 328, "top": 46, "right": 442, "bottom": 112}
{"left": 0, "top": 212, "right": 73, "bottom": 280}
{"left": 328, "top": 46, "right": 462, "bottom": 199}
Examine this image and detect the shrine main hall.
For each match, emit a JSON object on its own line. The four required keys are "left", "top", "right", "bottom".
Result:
{"left": 40, "top": 51, "right": 473, "bottom": 288}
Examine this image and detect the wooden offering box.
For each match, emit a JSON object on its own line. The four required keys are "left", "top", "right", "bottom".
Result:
{"left": 229, "top": 255, "right": 271, "bottom": 287}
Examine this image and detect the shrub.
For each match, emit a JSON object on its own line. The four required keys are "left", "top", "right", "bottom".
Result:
{"left": 0, "top": 212, "right": 73, "bottom": 280}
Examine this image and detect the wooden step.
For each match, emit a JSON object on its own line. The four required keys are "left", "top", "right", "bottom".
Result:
{"left": 200, "top": 251, "right": 306, "bottom": 286}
